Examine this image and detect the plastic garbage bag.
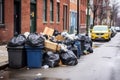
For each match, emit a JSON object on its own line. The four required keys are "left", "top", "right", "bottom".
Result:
{"left": 24, "top": 32, "right": 30, "bottom": 38}
{"left": 53, "top": 30, "right": 61, "bottom": 36}
{"left": 43, "top": 51, "right": 60, "bottom": 68}
{"left": 84, "top": 34, "right": 92, "bottom": 43}
{"left": 8, "top": 34, "right": 26, "bottom": 47}
{"left": 84, "top": 35, "right": 93, "bottom": 47}
{"left": 63, "top": 38, "right": 74, "bottom": 46}
{"left": 26, "top": 33, "right": 45, "bottom": 47}
{"left": 76, "top": 34, "right": 83, "bottom": 41}
{"left": 84, "top": 43, "right": 93, "bottom": 53}
{"left": 60, "top": 50, "right": 78, "bottom": 66}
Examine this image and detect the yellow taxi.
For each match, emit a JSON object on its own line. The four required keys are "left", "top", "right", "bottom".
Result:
{"left": 91, "top": 25, "right": 111, "bottom": 41}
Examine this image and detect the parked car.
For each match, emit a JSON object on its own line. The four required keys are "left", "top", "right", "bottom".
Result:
{"left": 115, "top": 27, "right": 120, "bottom": 32}
{"left": 91, "top": 25, "right": 111, "bottom": 41}
{"left": 110, "top": 27, "right": 117, "bottom": 37}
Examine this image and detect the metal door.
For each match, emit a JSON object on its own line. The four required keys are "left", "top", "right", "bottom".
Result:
{"left": 14, "top": 0, "right": 21, "bottom": 34}
{"left": 30, "top": 4, "right": 36, "bottom": 33}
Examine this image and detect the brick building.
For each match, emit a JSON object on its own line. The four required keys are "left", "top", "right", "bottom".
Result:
{"left": 69, "top": 0, "right": 87, "bottom": 34}
{"left": 80, "top": 0, "right": 87, "bottom": 33}
{"left": 0, "top": 0, "right": 70, "bottom": 42}
{"left": 69, "top": 0, "right": 77, "bottom": 34}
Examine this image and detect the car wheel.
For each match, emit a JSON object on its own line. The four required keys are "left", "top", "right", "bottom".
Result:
{"left": 108, "top": 37, "right": 111, "bottom": 41}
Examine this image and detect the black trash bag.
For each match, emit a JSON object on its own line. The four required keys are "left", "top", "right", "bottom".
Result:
{"left": 80, "top": 35, "right": 86, "bottom": 41}
{"left": 60, "top": 50, "right": 78, "bottom": 66}
{"left": 43, "top": 34, "right": 49, "bottom": 40}
{"left": 88, "top": 47, "right": 93, "bottom": 53}
{"left": 49, "top": 36, "right": 56, "bottom": 42}
{"left": 70, "top": 46, "right": 80, "bottom": 59}
{"left": 84, "top": 35, "right": 93, "bottom": 47}
{"left": 7, "top": 34, "right": 26, "bottom": 47}
{"left": 84, "top": 34, "right": 92, "bottom": 44}
{"left": 63, "top": 38, "right": 74, "bottom": 46}
{"left": 84, "top": 43, "right": 93, "bottom": 53}
{"left": 26, "top": 33, "right": 45, "bottom": 47}
{"left": 53, "top": 30, "right": 61, "bottom": 36}
{"left": 43, "top": 51, "right": 60, "bottom": 68}
{"left": 77, "top": 34, "right": 86, "bottom": 41}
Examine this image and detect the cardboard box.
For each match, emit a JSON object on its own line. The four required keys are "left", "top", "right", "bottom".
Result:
{"left": 43, "top": 27, "right": 54, "bottom": 36}
{"left": 55, "top": 35, "right": 65, "bottom": 41}
{"left": 44, "top": 40, "right": 60, "bottom": 51}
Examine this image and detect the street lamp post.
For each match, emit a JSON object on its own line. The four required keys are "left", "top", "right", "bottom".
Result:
{"left": 86, "top": 0, "right": 90, "bottom": 35}
{"left": 77, "top": 0, "right": 80, "bottom": 34}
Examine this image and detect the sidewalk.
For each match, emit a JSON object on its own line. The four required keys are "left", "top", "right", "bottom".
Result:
{"left": 0, "top": 45, "right": 8, "bottom": 69}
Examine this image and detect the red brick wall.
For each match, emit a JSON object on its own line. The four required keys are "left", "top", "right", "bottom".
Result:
{"left": 36, "top": 0, "right": 70, "bottom": 33}
{"left": 80, "top": 0, "right": 87, "bottom": 33}
{"left": 0, "top": 0, "right": 70, "bottom": 42}
{"left": 0, "top": 0, "right": 14, "bottom": 42}
{"left": 21, "top": 0, "right": 30, "bottom": 33}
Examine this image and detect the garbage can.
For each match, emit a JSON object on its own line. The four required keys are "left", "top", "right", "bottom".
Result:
{"left": 71, "top": 46, "right": 79, "bottom": 58}
{"left": 74, "top": 40, "right": 81, "bottom": 58}
{"left": 80, "top": 40, "right": 85, "bottom": 54}
{"left": 7, "top": 46, "right": 26, "bottom": 69}
{"left": 25, "top": 46, "right": 43, "bottom": 68}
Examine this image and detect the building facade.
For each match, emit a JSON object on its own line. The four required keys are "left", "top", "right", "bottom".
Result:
{"left": 0, "top": 0, "right": 70, "bottom": 42}
{"left": 69, "top": 0, "right": 87, "bottom": 34}
{"left": 80, "top": 0, "right": 87, "bottom": 33}
{"left": 69, "top": 0, "right": 77, "bottom": 34}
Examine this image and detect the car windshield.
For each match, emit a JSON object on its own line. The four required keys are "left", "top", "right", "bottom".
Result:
{"left": 93, "top": 26, "right": 108, "bottom": 31}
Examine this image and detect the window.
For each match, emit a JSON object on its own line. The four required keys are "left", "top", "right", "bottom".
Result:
{"left": 63, "top": 5, "right": 67, "bottom": 30}
{"left": 50, "top": 0, "right": 54, "bottom": 21}
{"left": 56, "top": 2, "right": 60, "bottom": 22}
{"left": 43, "top": 0, "right": 47, "bottom": 22}
{"left": 31, "top": 0, "right": 36, "bottom": 3}
{"left": 0, "top": 0, "right": 3, "bottom": 24}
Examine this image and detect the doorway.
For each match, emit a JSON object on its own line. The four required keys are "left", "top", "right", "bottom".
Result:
{"left": 30, "top": 3, "right": 36, "bottom": 33}
{"left": 14, "top": 0, "right": 21, "bottom": 34}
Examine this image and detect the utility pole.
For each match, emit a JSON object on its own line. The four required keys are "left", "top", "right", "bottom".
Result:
{"left": 86, "top": 0, "right": 90, "bottom": 35}
{"left": 77, "top": 0, "right": 80, "bottom": 34}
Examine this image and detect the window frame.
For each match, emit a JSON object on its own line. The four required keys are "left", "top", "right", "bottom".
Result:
{"left": 56, "top": 2, "right": 60, "bottom": 22}
{"left": 50, "top": 0, "right": 54, "bottom": 22}
{"left": 0, "top": 0, "right": 4, "bottom": 24}
{"left": 43, "top": 0, "right": 47, "bottom": 22}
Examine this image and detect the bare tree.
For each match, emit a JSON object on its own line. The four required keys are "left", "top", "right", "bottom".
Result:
{"left": 90, "top": 0, "right": 111, "bottom": 26}
{"left": 99, "top": 0, "right": 110, "bottom": 24}
{"left": 116, "top": 17, "right": 120, "bottom": 26}
{"left": 110, "top": 0, "right": 120, "bottom": 26}
{"left": 90, "top": 0, "right": 101, "bottom": 26}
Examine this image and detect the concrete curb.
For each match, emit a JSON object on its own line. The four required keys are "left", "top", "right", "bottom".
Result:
{"left": 0, "top": 45, "right": 8, "bottom": 70}
{"left": 0, "top": 61, "right": 8, "bottom": 70}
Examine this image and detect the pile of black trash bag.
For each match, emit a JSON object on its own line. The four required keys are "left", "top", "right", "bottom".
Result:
{"left": 7, "top": 32, "right": 45, "bottom": 47}
{"left": 43, "top": 49, "right": 78, "bottom": 67}
{"left": 77, "top": 34, "right": 93, "bottom": 54}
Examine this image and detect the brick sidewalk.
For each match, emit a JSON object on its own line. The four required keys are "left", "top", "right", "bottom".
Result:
{"left": 0, "top": 45, "right": 8, "bottom": 68}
